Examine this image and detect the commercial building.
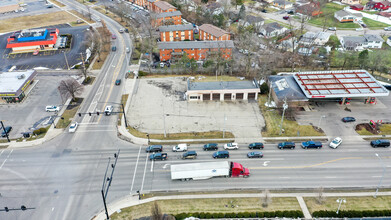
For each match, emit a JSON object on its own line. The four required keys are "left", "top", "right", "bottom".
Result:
{"left": 154, "top": 11, "right": 182, "bottom": 26}
{"left": 199, "top": 24, "right": 230, "bottom": 41}
{"left": 269, "top": 75, "right": 308, "bottom": 106}
{"left": 158, "top": 40, "right": 234, "bottom": 61}
{"left": 6, "top": 28, "right": 60, "bottom": 52}
{"left": 159, "top": 24, "right": 194, "bottom": 42}
{"left": 0, "top": 70, "right": 37, "bottom": 103}
{"left": 186, "top": 79, "right": 260, "bottom": 101}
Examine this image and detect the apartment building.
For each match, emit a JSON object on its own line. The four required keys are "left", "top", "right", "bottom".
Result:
{"left": 159, "top": 24, "right": 194, "bottom": 42}
{"left": 199, "top": 24, "right": 230, "bottom": 41}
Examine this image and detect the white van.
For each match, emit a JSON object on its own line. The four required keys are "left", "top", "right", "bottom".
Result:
{"left": 172, "top": 144, "right": 188, "bottom": 152}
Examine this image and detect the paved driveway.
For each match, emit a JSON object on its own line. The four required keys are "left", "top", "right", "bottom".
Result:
{"left": 127, "top": 77, "right": 265, "bottom": 142}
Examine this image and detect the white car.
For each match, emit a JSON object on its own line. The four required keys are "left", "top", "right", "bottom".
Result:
{"left": 46, "top": 105, "right": 60, "bottom": 112}
{"left": 104, "top": 105, "right": 113, "bottom": 115}
{"left": 224, "top": 143, "right": 239, "bottom": 150}
{"left": 69, "top": 122, "right": 78, "bottom": 133}
{"left": 329, "top": 137, "right": 342, "bottom": 149}
{"left": 384, "top": 27, "right": 391, "bottom": 31}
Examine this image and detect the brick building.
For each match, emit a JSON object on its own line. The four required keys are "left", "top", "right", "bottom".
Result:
{"left": 147, "top": 0, "right": 159, "bottom": 10}
{"left": 154, "top": 11, "right": 182, "bottom": 26}
{"left": 159, "top": 24, "right": 194, "bottom": 42}
{"left": 199, "top": 24, "right": 230, "bottom": 41}
{"left": 158, "top": 40, "right": 234, "bottom": 61}
{"left": 153, "top": 1, "right": 176, "bottom": 13}
{"left": 133, "top": 0, "right": 147, "bottom": 7}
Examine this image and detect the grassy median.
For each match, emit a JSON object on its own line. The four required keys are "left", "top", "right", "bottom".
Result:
{"left": 56, "top": 99, "right": 83, "bottom": 129}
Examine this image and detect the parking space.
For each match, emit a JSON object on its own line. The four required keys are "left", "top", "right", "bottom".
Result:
{"left": 0, "top": 0, "right": 61, "bottom": 21}
{"left": 127, "top": 77, "right": 265, "bottom": 140}
{"left": 0, "top": 25, "right": 89, "bottom": 71}
{"left": 0, "top": 75, "right": 72, "bottom": 139}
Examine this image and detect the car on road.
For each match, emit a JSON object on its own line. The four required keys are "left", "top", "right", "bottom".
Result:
{"left": 278, "top": 142, "right": 295, "bottom": 149}
{"left": 1, "top": 126, "right": 12, "bottom": 137}
{"left": 126, "top": 47, "right": 130, "bottom": 53}
{"left": 46, "top": 105, "right": 60, "bottom": 112}
{"left": 149, "top": 153, "right": 167, "bottom": 161}
{"left": 283, "top": 16, "right": 290, "bottom": 20}
{"left": 328, "top": 27, "right": 337, "bottom": 31}
{"left": 69, "top": 122, "right": 78, "bottom": 133}
{"left": 104, "top": 105, "right": 113, "bottom": 115}
{"left": 301, "top": 141, "right": 322, "bottom": 149}
{"left": 370, "top": 139, "right": 390, "bottom": 148}
{"left": 112, "top": 46, "right": 117, "bottom": 51}
{"left": 115, "top": 79, "right": 121, "bottom": 85}
{"left": 248, "top": 142, "right": 264, "bottom": 149}
{"left": 119, "top": 29, "right": 124, "bottom": 33}
{"left": 212, "top": 150, "right": 229, "bottom": 159}
{"left": 111, "top": 34, "right": 117, "bottom": 39}
{"left": 384, "top": 84, "right": 391, "bottom": 90}
{"left": 182, "top": 151, "right": 197, "bottom": 159}
{"left": 146, "top": 145, "right": 163, "bottom": 153}
{"left": 247, "top": 151, "right": 263, "bottom": 158}
{"left": 172, "top": 143, "right": 187, "bottom": 152}
{"left": 342, "top": 117, "right": 356, "bottom": 122}
{"left": 224, "top": 143, "right": 239, "bottom": 150}
{"left": 384, "top": 27, "right": 391, "bottom": 31}
{"left": 203, "top": 143, "right": 218, "bottom": 151}
{"left": 329, "top": 137, "right": 342, "bottom": 149}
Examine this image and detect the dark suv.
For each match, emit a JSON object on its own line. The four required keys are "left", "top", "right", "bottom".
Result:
{"left": 203, "top": 143, "right": 218, "bottom": 151}
{"left": 212, "top": 150, "right": 229, "bottom": 159}
{"left": 278, "top": 142, "right": 296, "bottom": 149}
{"left": 249, "top": 142, "right": 264, "bottom": 149}
{"left": 149, "top": 153, "right": 167, "bottom": 161}
{"left": 371, "top": 139, "right": 390, "bottom": 148}
{"left": 1, "top": 126, "right": 12, "bottom": 137}
{"left": 182, "top": 151, "right": 197, "bottom": 159}
{"left": 146, "top": 145, "right": 163, "bottom": 153}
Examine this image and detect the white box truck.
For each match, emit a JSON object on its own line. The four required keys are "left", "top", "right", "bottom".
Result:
{"left": 172, "top": 143, "right": 188, "bottom": 152}
{"left": 170, "top": 161, "right": 250, "bottom": 181}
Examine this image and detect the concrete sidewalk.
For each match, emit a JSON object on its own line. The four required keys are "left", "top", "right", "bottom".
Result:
{"left": 93, "top": 191, "right": 391, "bottom": 220}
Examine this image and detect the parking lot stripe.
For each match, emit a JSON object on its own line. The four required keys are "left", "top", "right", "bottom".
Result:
{"left": 0, "top": 149, "right": 13, "bottom": 170}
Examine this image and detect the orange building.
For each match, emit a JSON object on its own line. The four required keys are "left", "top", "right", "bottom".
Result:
{"left": 132, "top": 0, "right": 147, "bottom": 7}
{"left": 199, "top": 24, "right": 230, "bottom": 41}
{"left": 147, "top": 0, "right": 159, "bottom": 10}
{"left": 153, "top": 1, "right": 176, "bottom": 13}
{"left": 154, "top": 11, "right": 182, "bottom": 26}
{"left": 158, "top": 41, "right": 234, "bottom": 61}
{"left": 159, "top": 24, "right": 194, "bottom": 42}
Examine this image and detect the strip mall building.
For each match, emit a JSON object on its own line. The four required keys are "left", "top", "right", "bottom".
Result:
{"left": 6, "top": 28, "right": 59, "bottom": 53}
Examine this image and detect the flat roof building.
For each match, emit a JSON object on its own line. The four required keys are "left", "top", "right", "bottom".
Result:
{"left": 186, "top": 79, "right": 260, "bottom": 101}
{"left": 0, "top": 70, "right": 37, "bottom": 103}
{"left": 6, "top": 28, "right": 60, "bottom": 52}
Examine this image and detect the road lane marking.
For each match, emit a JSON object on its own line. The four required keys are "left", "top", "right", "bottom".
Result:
{"left": 0, "top": 149, "right": 13, "bottom": 169}
{"left": 151, "top": 159, "right": 154, "bottom": 172}
{"left": 325, "top": 176, "right": 337, "bottom": 179}
{"left": 249, "top": 157, "right": 363, "bottom": 169}
{"left": 279, "top": 177, "right": 290, "bottom": 179}
{"left": 372, "top": 176, "right": 382, "bottom": 178}
{"left": 130, "top": 145, "right": 141, "bottom": 193}
{"left": 140, "top": 153, "right": 149, "bottom": 192}
{"left": 0, "top": 150, "right": 4, "bottom": 157}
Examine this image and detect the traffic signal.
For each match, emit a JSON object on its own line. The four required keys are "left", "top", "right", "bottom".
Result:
{"left": 21, "top": 205, "right": 26, "bottom": 211}
{"left": 97, "top": 112, "right": 99, "bottom": 115}
{"left": 4, "top": 207, "right": 9, "bottom": 212}
{"left": 78, "top": 113, "right": 81, "bottom": 117}
{"left": 89, "top": 112, "right": 92, "bottom": 116}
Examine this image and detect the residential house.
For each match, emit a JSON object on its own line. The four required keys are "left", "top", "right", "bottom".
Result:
{"left": 158, "top": 40, "right": 234, "bottom": 61}
{"left": 159, "top": 24, "right": 194, "bottom": 42}
{"left": 341, "top": 0, "right": 361, "bottom": 5}
{"left": 272, "top": 0, "right": 293, "bottom": 9}
{"left": 152, "top": 1, "right": 176, "bottom": 13}
{"left": 366, "top": 1, "right": 391, "bottom": 11}
{"left": 154, "top": 11, "right": 182, "bottom": 26}
{"left": 259, "top": 22, "right": 288, "bottom": 38}
{"left": 299, "top": 32, "right": 332, "bottom": 46}
{"left": 199, "top": 24, "right": 230, "bottom": 41}
{"left": 340, "top": 34, "right": 384, "bottom": 51}
{"left": 296, "top": 2, "right": 322, "bottom": 17}
{"left": 295, "top": 0, "right": 310, "bottom": 6}
{"left": 387, "top": 36, "right": 391, "bottom": 47}
{"left": 350, "top": 4, "right": 364, "bottom": 10}
{"left": 334, "top": 9, "right": 363, "bottom": 22}
{"left": 239, "top": 15, "right": 265, "bottom": 32}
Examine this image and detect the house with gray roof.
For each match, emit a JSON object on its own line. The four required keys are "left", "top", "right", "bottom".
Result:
{"left": 159, "top": 24, "right": 193, "bottom": 32}
{"left": 269, "top": 75, "right": 308, "bottom": 106}
{"left": 259, "top": 22, "right": 287, "bottom": 38}
{"left": 340, "top": 34, "right": 384, "bottom": 51}
{"left": 299, "top": 31, "right": 331, "bottom": 46}
{"left": 239, "top": 15, "right": 265, "bottom": 32}
{"left": 334, "top": 9, "right": 362, "bottom": 22}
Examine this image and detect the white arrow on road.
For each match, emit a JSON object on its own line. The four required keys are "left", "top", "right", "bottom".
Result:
{"left": 163, "top": 164, "right": 170, "bottom": 169}
{"left": 263, "top": 161, "right": 270, "bottom": 167}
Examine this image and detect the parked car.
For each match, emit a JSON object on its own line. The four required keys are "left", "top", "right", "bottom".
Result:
{"left": 278, "top": 142, "right": 296, "bottom": 149}
{"left": 203, "top": 143, "right": 218, "bottom": 151}
{"left": 342, "top": 117, "right": 356, "bottom": 122}
{"left": 287, "top": 10, "right": 294, "bottom": 15}
{"left": 172, "top": 143, "right": 188, "bottom": 152}
{"left": 283, "top": 16, "right": 290, "bottom": 20}
{"left": 371, "top": 139, "right": 390, "bottom": 148}
{"left": 328, "top": 27, "right": 337, "bottom": 31}
{"left": 261, "top": 9, "right": 267, "bottom": 13}
{"left": 329, "top": 137, "right": 342, "bottom": 149}
{"left": 301, "top": 141, "right": 322, "bottom": 149}
{"left": 69, "top": 122, "right": 78, "bottom": 133}
{"left": 249, "top": 142, "right": 264, "bottom": 149}
{"left": 182, "top": 151, "right": 197, "bottom": 159}
{"left": 33, "top": 50, "right": 39, "bottom": 56}
{"left": 361, "top": 23, "right": 367, "bottom": 28}
{"left": 356, "top": 27, "right": 363, "bottom": 31}
{"left": 384, "top": 27, "right": 391, "bottom": 31}
{"left": 384, "top": 85, "right": 391, "bottom": 90}
{"left": 115, "top": 79, "right": 121, "bottom": 85}
{"left": 146, "top": 145, "right": 163, "bottom": 153}
{"left": 212, "top": 151, "right": 229, "bottom": 159}
{"left": 149, "top": 153, "right": 167, "bottom": 161}
{"left": 247, "top": 151, "right": 264, "bottom": 158}
{"left": 224, "top": 143, "right": 239, "bottom": 150}
{"left": 1, "top": 126, "right": 12, "bottom": 137}
{"left": 104, "top": 105, "right": 113, "bottom": 115}
{"left": 46, "top": 105, "right": 60, "bottom": 112}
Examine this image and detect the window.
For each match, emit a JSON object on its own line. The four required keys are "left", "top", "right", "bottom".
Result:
{"left": 189, "top": 96, "right": 198, "bottom": 100}
{"left": 376, "top": 41, "right": 380, "bottom": 43}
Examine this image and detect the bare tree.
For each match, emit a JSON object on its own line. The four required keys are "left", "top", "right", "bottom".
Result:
{"left": 85, "top": 4, "right": 92, "bottom": 21}
{"left": 262, "top": 189, "right": 272, "bottom": 207}
{"left": 151, "top": 201, "right": 163, "bottom": 220}
{"left": 58, "top": 78, "right": 84, "bottom": 101}
{"left": 316, "top": 186, "right": 325, "bottom": 204}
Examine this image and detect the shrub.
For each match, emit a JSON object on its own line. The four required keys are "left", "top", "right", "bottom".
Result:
{"left": 138, "top": 71, "right": 148, "bottom": 77}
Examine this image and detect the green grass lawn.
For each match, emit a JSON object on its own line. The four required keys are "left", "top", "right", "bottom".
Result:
{"left": 308, "top": 3, "right": 360, "bottom": 29}
{"left": 363, "top": 17, "right": 390, "bottom": 29}
{"left": 56, "top": 99, "right": 83, "bottom": 129}
{"left": 259, "top": 96, "right": 325, "bottom": 137}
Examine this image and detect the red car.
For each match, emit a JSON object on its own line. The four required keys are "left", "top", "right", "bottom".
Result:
{"left": 283, "top": 16, "right": 290, "bottom": 20}
{"left": 111, "top": 34, "right": 116, "bottom": 39}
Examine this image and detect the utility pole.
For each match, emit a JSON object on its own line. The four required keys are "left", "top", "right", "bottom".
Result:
{"left": 163, "top": 114, "right": 167, "bottom": 138}
{"left": 121, "top": 103, "right": 128, "bottom": 127}
{"left": 0, "top": 121, "right": 10, "bottom": 142}
{"left": 267, "top": 80, "right": 272, "bottom": 106}
{"left": 223, "top": 114, "right": 227, "bottom": 138}
{"left": 101, "top": 150, "right": 120, "bottom": 220}
{"left": 279, "top": 97, "right": 288, "bottom": 135}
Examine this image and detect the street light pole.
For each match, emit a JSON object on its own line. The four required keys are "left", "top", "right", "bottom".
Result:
{"left": 336, "top": 198, "right": 346, "bottom": 214}
{"left": 0, "top": 121, "right": 10, "bottom": 142}
{"left": 279, "top": 98, "right": 288, "bottom": 135}
{"left": 101, "top": 150, "right": 120, "bottom": 220}
{"left": 374, "top": 153, "right": 386, "bottom": 198}
{"left": 223, "top": 114, "right": 227, "bottom": 138}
